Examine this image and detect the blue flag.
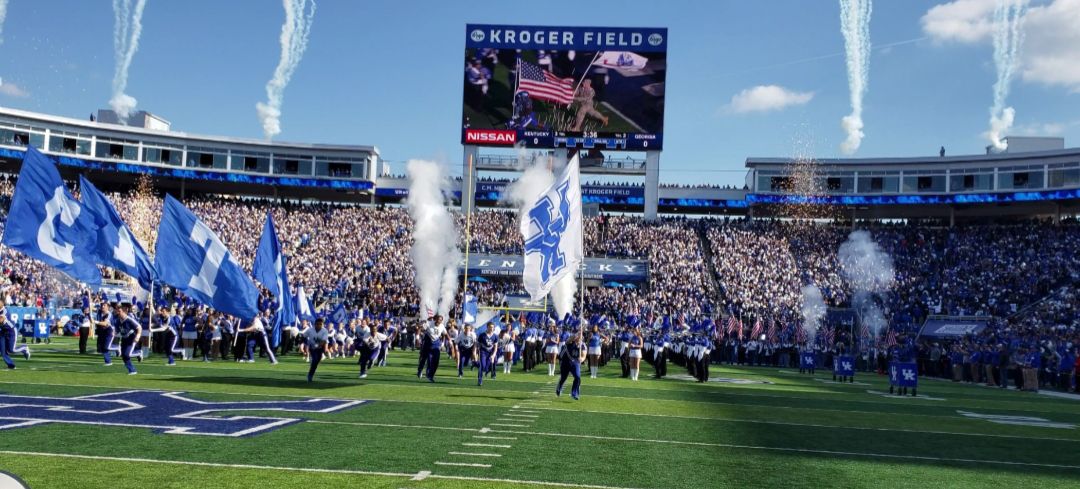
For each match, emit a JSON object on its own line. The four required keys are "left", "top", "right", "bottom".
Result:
{"left": 329, "top": 303, "right": 348, "bottom": 326}
{"left": 253, "top": 212, "right": 295, "bottom": 345}
{"left": 1, "top": 147, "right": 101, "bottom": 285}
{"left": 294, "top": 286, "right": 315, "bottom": 322}
{"left": 78, "top": 176, "right": 155, "bottom": 288}
{"left": 461, "top": 294, "right": 478, "bottom": 325}
{"left": 154, "top": 194, "right": 258, "bottom": 320}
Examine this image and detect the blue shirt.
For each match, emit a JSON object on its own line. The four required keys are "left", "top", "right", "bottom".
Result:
{"left": 118, "top": 316, "right": 140, "bottom": 338}
{"left": 478, "top": 332, "right": 496, "bottom": 352}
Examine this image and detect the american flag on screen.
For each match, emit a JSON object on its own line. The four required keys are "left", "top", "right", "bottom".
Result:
{"left": 517, "top": 60, "right": 575, "bottom": 105}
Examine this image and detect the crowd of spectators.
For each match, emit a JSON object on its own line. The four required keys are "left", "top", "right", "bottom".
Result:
{"left": 1, "top": 173, "right": 1077, "bottom": 392}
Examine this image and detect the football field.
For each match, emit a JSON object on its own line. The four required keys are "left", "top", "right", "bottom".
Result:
{"left": 1, "top": 338, "right": 1079, "bottom": 488}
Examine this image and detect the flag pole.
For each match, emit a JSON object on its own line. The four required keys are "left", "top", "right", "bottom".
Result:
{"left": 461, "top": 154, "right": 475, "bottom": 316}
{"left": 571, "top": 51, "right": 603, "bottom": 97}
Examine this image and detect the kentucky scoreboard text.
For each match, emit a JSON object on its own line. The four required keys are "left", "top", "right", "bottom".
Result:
{"left": 462, "top": 24, "right": 668, "bottom": 150}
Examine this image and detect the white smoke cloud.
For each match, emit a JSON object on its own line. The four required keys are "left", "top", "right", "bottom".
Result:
{"left": 110, "top": 0, "right": 147, "bottom": 120}
{"left": 801, "top": 284, "right": 827, "bottom": 341}
{"left": 988, "top": 0, "right": 1028, "bottom": 151}
{"left": 0, "top": 79, "right": 30, "bottom": 98}
{"left": 922, "top": 0, "right": 1079, "bottom": 93}
{"left": 726, "top": 85, "right": 814, "bottom": 114}
{"left": 405, "top": 160, "right": 461, "bottom": 319}
{"left": 837, "top": 230, "right": 895, "bottom": 337}
{"left": 839, "top": 0, "right": 873, "bottom": 155}
{"left": 256, "top": 0, "right": 316, "bottom": 140}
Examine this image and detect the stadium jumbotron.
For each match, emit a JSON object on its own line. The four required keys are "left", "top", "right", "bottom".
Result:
{"left": 1, "top": 2, "right": 1079, "bottom": 489}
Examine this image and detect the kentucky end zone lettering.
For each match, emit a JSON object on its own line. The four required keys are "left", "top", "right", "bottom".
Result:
{"left": 465, "top": 129, "right": 516, "bottom": 145}
{"left": 0, "top": 390, "right": 365, "bottom": 437}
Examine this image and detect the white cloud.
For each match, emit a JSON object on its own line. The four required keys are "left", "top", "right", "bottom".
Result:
{"left": 921, "top": 0, "right": 1080, "bottom": 92}
{"left": 0, "top": 79, "right": 30, "bottom": 98}
{"left": 726, "top": 85, "right": 814, "bottom": 114}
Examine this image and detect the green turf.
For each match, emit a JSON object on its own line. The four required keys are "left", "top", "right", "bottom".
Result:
{"left": 1, "top": 337, "right": 1079, "bottom": 488}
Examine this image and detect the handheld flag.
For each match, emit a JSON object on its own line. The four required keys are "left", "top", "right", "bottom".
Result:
{"left": 328, "top": 303, "right": 348, "bottom": 326}
{"left": 595, "top": 51, "right": 648, "bottom": 72}
{"left": 154, "top": 194, "right": 258, "bottom": 320}
{"left": 295, "top": 286, "right": 315, "bottom": 321}
{"left": 462, "top": 293, "right": 478, "bottom": 325}
{"left": 520, "top": 155, "right": 582, "bottom": 301}
{"left": 78, "top": 175, "right": 155, "bottom": 288}
{"left": 2, "top": 147, "right": 102, "bottom": 285}
{"left": 253, "top": 212, "right": 296, "bottom": 344}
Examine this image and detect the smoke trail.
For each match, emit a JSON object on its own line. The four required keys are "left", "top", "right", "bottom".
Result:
{"left": 501, "top": 153, "right": 577, "bottom": 319}
{"left": 256, "top": 0, "right": 316, "bottom": 140}
{"left": 405, "top": 160, "right": 461, "bottom": 318}
{"left": 801, "top": 285, "right": 827, "bottom": 340}
{"left": 837, "top": 230, "right": 895, "bottom": 337}
{"left": 838, "top": 0, "right": 872, "bottom": 155}
{"left": 0, "top": 0, "right": 9, "bottom": 45}
{"left": 110, "top": 0, "right": 147, "bottom": 120}
{"left": 987, "top": 0, "right": 1028, "bottom": 152}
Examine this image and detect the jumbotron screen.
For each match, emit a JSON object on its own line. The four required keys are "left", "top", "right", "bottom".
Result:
{"left": 462, "top": 24, "right": 668, "bottom": 151}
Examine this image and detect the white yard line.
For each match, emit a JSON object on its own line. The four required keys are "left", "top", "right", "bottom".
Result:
{"left": 434, "top": 461, "right": 491, "bottom": 468}
{"left": 473, "top": 435, "right": 517, "bottom": 440}
{"left": 461, "top": 442, "right": 512, "bottom": 449}
{"left": 448, "top": 452, "right": 502, "bottom": 458}
{"left": 489, "top": 423, "right": 529, "bottom": 428}
{"left": 0, "top": 450, "right": 654, "bottom": 489}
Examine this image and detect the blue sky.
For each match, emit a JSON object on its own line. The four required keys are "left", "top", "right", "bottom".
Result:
{"left": 0, "top": 0, "right": 1077, "bottom": 186}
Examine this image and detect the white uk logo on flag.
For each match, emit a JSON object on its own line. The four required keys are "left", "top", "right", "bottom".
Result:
{"left": 902, "top": 369, "right": 916, "bottom": 381}
{"left": 37, "top": 187, "right": 80, "bottom": 264}
{"left": 188, "top": 220, "right": 227, "bottom": 298}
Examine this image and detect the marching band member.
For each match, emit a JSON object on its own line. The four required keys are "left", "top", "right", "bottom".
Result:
{"left": 628, "top": 328, "right": 643, "bottom": 381}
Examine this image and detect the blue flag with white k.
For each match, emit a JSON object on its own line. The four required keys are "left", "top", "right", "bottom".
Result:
{"left": 78, "top": 176, "right": 155, "bottom": 289}
{"left": 154, "top": 194, "right": 258, "bottom": 320}
{"left": 253, "top": 212, "right": 296, "bottom": 344}
{"left": 1, "top": 147, "right": 101, "bottom": 285}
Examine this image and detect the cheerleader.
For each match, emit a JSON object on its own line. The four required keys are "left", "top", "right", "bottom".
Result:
{"left": 457, "top": 323, "right": 477, "bottom": 378}
{"left": 556, "top": 327, "right": 586, "bottom": 400}
{"left": 334, "top": 323, "right": 349, "bottom": 358}
{"left": 499, "top": 328, "right": 515, "bottom": 375}
{"left": 628, "top": 328, "right": 643, "bottom": 380}
{"left": 586, "top": 325, "right": 607, "bottom": 378}
{"left": 95, "top": 303, "right": 119, "bottom": 366}
{"left": 544, "top": 322, "right": 560, "bottom": 377}
{"left": 148, "top": 306, "right": 184, "bottom": 365}
{"left": 180, "top": 307, "right": 198, "bottom": 361}
{"left": 477, "top": 323, "right": 498, "bottom": 386}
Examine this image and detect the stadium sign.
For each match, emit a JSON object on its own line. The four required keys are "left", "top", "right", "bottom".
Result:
{"left": 463, "top": 253, "right": 647, "bottom": 281}
{"left": 0, "top": 391, "right": 365, "bottom": 437}
{"left": 919, "top": 317, "right": 989, "bottom": 338}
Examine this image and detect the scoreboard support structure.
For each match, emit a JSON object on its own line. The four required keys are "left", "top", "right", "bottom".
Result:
{"left": 644, "top": 150, "right": 660, "bottom": 220}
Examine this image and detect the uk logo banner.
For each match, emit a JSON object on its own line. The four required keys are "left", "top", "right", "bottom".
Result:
{"left": 889, "top": 361, "right": 918, "bottom": 388}
{"left": 834, "top": 354, "right": 855, "bottom": 377}
{"left": 520, "top": 155, "right": 582, "bottom": 301}
{"left": 800, "top": 352, "right": 816, "bottom": 369}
